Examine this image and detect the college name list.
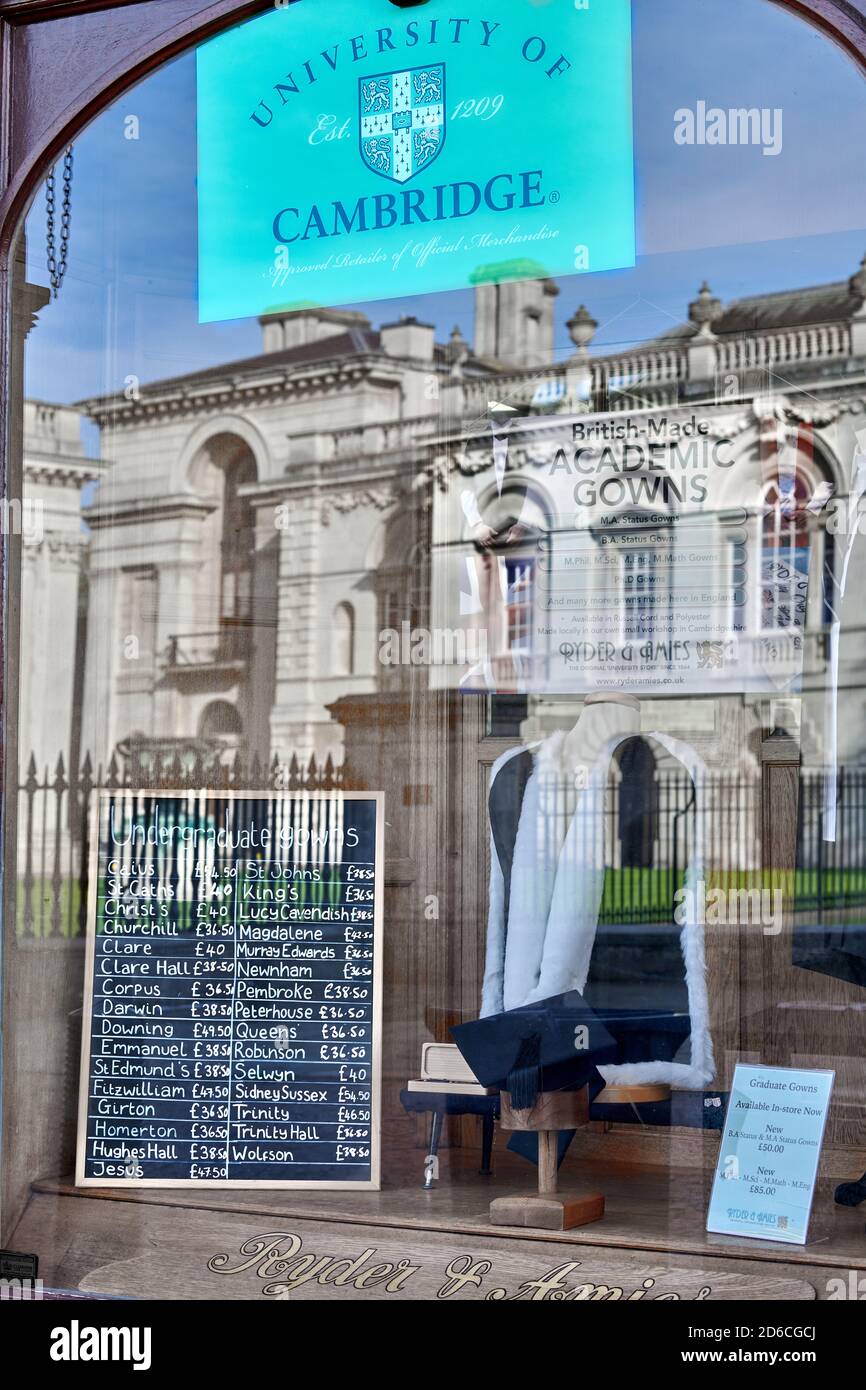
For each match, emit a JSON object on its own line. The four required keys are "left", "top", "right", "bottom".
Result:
{"left": 81, "top": 850, "right": 376, "bottom": 1183}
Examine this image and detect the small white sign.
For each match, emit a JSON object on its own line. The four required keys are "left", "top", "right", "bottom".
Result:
{"left": 707, "top": 1062, "right": 834, "bottom": 1246}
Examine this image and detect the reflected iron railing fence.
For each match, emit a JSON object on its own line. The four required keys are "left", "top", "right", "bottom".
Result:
{"left": 13, "top": 754, "right": 866, "bottom": 939}
{"left": 796, "top": 769, "right": 866, "bottom": 916}
{"left": 15, "top": 749, "right": 354, "bottom": 940}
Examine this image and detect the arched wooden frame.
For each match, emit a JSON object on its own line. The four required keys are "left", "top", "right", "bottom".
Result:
{"left": 0, "top": 0, "right": 864, "bottom": 775}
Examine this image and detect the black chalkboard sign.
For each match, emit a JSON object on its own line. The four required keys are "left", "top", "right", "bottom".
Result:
{"left": 76, "top": 790, "right": 383, "bottom": 1189}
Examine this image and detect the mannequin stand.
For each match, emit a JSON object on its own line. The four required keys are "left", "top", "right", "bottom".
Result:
{"left": 489, "top": 1089, "right": 605, "bottom": 1231}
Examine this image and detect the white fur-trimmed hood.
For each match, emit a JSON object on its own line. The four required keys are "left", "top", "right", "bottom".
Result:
{"left": 480, "top": 729, "right": 715, "bottom": 1090}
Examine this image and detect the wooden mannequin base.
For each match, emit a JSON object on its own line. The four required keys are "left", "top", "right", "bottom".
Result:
{"left": 492, "top": 1089, "right": 605, "bottom": 1230}
{"left": 490, "top": 1191, "right": 605, "bottom": 1231}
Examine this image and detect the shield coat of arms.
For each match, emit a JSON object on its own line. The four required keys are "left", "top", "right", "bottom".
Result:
{"left": 359, "top": 65, "right": 446, "bottom": 184}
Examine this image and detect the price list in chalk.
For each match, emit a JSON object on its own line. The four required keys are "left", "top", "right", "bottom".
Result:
{"left": 76, "top": 791, "right": 383, "bottom": 1189}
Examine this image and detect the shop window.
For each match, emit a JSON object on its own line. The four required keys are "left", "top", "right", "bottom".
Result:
{"left": 3, "top": 0, "right": 866, "bottom": 1306}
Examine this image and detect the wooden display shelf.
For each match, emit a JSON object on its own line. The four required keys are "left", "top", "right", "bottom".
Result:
{"left": 21, "top": 1142, "right": 866, "bottom": 1284}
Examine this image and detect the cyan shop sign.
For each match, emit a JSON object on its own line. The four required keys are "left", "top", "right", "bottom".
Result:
{"left": 196, "top": 0, "right": 635, "bottom": 323}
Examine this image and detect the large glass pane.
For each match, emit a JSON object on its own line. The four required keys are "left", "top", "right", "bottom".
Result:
{"left": 3, "top": 0, "right": 865, "bottom": 1305}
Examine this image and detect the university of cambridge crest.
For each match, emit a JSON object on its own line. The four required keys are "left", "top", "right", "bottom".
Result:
{"left": 359, "top": 65, "right": 446, "bottom": 184}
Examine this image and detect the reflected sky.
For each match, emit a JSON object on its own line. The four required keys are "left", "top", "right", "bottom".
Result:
{"left": 22, "top": 0, "right": 866, "bottom": 413}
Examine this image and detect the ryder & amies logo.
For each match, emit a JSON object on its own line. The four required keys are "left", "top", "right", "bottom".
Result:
{"left": 359, "top": 65, "right": 445, "bottom": 184}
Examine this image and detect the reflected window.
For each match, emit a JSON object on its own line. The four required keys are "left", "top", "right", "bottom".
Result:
{"left": 219, "top": 450, "right": 256, "bottom": 627}
{"left": 198, "top": 699, "right": 243, "bottom": 740}
{"left": 759, "top": 446, "right": 834, "bottom": 633}
{"left": 331, "top": 601, "right": 355, "bottom": 677}
{"left": 505, "top": 557, "right": 535, "bottom": 655}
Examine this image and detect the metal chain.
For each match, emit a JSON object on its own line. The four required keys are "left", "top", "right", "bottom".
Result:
{"left": 46, "top": 146, "right": 74, "bottom": 299}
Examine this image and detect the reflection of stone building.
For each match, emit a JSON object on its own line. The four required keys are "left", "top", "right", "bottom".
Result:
{"left": 74, "top": 300, "right": 495, "bottom": 765}
{"left": 26, "top": 255, "right": 866, "bottom": 781}
{"left": 17, "top": 265, "right": 866, "bottom": 1153}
